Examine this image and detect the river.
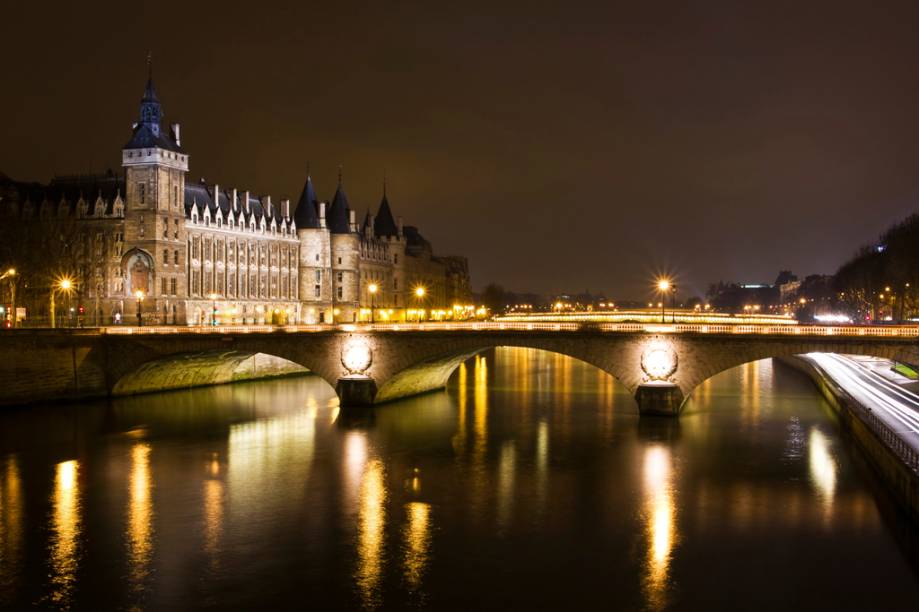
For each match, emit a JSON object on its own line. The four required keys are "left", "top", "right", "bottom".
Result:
{"left": 0, "top": 348, "right": 917, "bottom": 610}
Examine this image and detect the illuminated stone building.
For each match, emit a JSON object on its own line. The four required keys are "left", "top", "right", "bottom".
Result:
{"left": 0, "top": 73, "right": 471, "bottom": 325}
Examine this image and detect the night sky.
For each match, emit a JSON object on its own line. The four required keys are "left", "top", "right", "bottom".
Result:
{"left": 4, "top": 1, "right": 919, "bottom": 300}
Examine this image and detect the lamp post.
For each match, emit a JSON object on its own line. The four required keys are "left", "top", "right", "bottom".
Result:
{"left": 50, "top": 278, "right": 74, "bottom": 329}
{"left": 368, "top": 283, "right": 378, "bottom": 324}
{"left": 134, "top": 290, "right": 145, "bottom": 326}
{"left": 656, "top": 278, "right": 671, "bottom": 323}
{"left": 0, "top": 268, "right": 15, "bottom": 328}
{"left": 208, "top": 293, "right": 219, "bottom": 326}
{"left": 414, "top": 286, "right": 426, "bottom": 322}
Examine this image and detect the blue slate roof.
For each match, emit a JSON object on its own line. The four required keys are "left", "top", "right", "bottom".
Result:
{"left": 374, "top": 194, "right": 399, "bottom": 237}
{"left": 293, "top": 175, "right": 320, "bottom": 229}
{"left": 327, "top": 184, "right": 352, "bottom": 234}
{"left": 124, "top": 76, "right": 183, "bottom": 153}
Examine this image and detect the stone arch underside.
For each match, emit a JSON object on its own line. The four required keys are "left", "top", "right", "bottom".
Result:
{"left": 112, "top": 350, "right": 310, "bottom": 396}
{"left": 371, "top": 335, "right": 644, "bottom": 404}
{"left": 675, "top": 337, "right": 919, "bottom": 406}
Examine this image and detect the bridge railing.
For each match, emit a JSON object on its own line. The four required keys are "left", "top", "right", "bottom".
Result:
{"left": 97, "top": 321, "right": 919, "bottom": 337}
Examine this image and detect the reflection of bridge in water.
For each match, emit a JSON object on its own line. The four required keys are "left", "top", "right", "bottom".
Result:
{"left": 3, "top": 322, "right": 918, "bottom": 415}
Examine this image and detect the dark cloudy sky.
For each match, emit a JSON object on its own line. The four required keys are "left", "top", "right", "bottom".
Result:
{"left": 3, "top": 1, "right": 919, "bottom": 299}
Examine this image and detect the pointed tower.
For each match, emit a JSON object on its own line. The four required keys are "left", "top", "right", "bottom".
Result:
{"left": 295, "top": 173, "right": 333, "bottom": 323}
{"left": 328, "top": 169, "right": 360, "bottom": 322}
{"left": 375, "top": 180, "right": 406, "bottom": 310}
{"left": 121, "top": 62, "right": 188, "bottom": 324}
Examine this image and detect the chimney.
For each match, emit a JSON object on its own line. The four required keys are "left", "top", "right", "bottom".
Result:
{"left": 262, "top": 195, "right": 272, "bottom": 218}
{"left": 282, "top": 199, "right": 290, "bottom": 218}
{"left": 397, "top": 216, "right": 404, "bottom": 237}
{"left": 367, "top": 213, "right": 375, "bottom": 238}
{"left": 171, "top": 123, "right": 181, "bottom": 147}
{"left": 319, "top": 202, "right": 326, "bottom": 229}
{"left": 244, "top": 191, "right": 251, "bottom": 214}
{"left": 349, "top": 209, "right": 356, "bottom": 231}
{"left": 214, "top": 183, "right": 219, "bottom": 211}
{"left": 231, "top": 188, "right": 238, "bottom": 212}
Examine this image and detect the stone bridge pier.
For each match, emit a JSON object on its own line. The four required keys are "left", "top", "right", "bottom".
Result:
{"left": 1, "top": 329, "right": 917, "bottom": 416}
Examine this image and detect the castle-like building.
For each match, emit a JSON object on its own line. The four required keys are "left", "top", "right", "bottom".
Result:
{"left": 0, "top": 74, "right": 471, "bottom": 326}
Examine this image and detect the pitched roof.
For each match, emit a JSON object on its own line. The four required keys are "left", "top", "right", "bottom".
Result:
{"left": 374, "top": 193, "right": 399, "bottom": 237}
{"left": 327, "top": 184, "right": 351, "bottom": 234}
{"left": 124, "top": 76, "right": 182, "bottom": 153}
{"left": 293, "top": 175, "right": 320, "bottom": 228}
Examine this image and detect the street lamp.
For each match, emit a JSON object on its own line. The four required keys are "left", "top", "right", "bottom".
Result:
{"left": 134, "top": 290, "right": 145, "bottom": 326}
{"left": 50, "top": 277, "right": 74, "bottom": 328}
{"left": 368, "top": 283, "right": 378, "bottom": 324}
{"left": 208, "top": 293, "right": 219, "bottom": 326}
{"left": 414, "top": 286, "right": 426, "bottom": 322}
{"left": 0, "top": 268, "right": 15, "bottom": 328}
{"left": 656, "top": 278, "right": 671, "bottom": 323}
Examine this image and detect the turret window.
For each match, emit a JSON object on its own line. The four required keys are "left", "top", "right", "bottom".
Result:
{"left": 314, "top": 285, "right": 321, "bottom": 297}
{"left": 337, "top": 286, "right": 343, "bottom": 299}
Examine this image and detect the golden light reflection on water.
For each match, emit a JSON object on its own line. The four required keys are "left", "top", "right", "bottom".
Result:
{"left": 452, "top": 362, "right": 468, "bottom": 457}
{"left": 204, "top": 478, "right": 224, "bottom": 560}
{"left": 402, "top": 502, "right": 431, "bottom": 590}
{"left": 641, "top": 445, "right": 676, "bottom": 610}
{"left": 473, "top": 355, "right": 489, "bottom": 462}
{"left": 50, "top": 460, "right": 81, "bottom": 607}
{"left": 356, "top": 459, "right": 387, "bottom": 608}
{"left": 496, "top": 441, "right": 516, "bottom": 530}
{"left": 809, "top": 428, "right": 837, "bottom": 518}
{"left": 127, "top": 443, "right": 154, "bottom": 592}
{"left": 0, "top": 456, "right": 23, "bottom": 594}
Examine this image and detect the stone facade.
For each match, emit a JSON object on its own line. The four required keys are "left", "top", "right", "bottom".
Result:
{"left": 0, "top": 74, "right": 471, "bottom": 326}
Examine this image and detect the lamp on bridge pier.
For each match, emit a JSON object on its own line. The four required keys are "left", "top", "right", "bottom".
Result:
{"left": 656, "top": 278, "right": 671, "bottom": 324}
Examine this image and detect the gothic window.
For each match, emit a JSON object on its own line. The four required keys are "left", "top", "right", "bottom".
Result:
{"left": 315, "top": 253, "right": 319, "bottom": 262}
{"left": 337, "top": 286, "right": 343, "bottom": 299}
{"left": 337, "top": 272, "right": 343, "bottom": 283}
{"left": 174, "top": 219, "right": 179, "bottom": 239}
{"left": 163, "top": 250, "right": 169, "bottom": 264}
{"left": 315, "top": 270, "right": 321, "bottom": 282}
{"left": 173, "top": 186, "right": 178, "bottom": 207}
{"left": 174, "top": 250, "right": 179, "bottom": 265}
{"left": 170, "top": 277, "right": 177, "bottom": 295}
{"left": 314, "top": 285, "right": 321, "bottom": 298}
{"left": 161, "top": 277, "right": 167, "bottom": 295}
{"left": 163, "top": 221, "right": 168, "bottom": 238}
{"left": 139, "top": 183, "right": 145, "bottom": 205}
{"left": 338, "top": 256, "right": 342, "bottom": 265}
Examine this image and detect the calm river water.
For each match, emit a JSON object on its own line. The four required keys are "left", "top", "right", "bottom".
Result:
{"left": 0, "top": 348, "right": 918, "bottom": 610}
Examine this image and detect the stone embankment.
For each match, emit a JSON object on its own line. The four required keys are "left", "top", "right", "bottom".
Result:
{"left": 778, "top": 356, "right": 919, "bottom": 522}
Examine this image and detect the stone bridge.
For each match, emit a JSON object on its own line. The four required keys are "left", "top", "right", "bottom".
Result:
{"left": 1, "top": 325, "right": 917, "bottom": 416}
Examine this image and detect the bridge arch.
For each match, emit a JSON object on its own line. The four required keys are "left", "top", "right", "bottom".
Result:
{"left": 676, "top": 338, "right": 919, "bottom": 409}
{"left": 372, "top": 337, "right": 638, "bottom": 405}
{"left": 111, "top": 350, "right": 313, "bottom": 396}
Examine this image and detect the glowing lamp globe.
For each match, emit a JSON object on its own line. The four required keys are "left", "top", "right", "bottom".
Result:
{"left": 640, "top": 340, "right": 678, "bottom": 381}
{"left": 341, "top": 339, "right": 373, "bottom": 375}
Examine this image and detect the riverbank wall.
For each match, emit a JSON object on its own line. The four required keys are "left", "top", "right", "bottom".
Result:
{"left": 778, "top": 356, "right": 919, "bottom": 522}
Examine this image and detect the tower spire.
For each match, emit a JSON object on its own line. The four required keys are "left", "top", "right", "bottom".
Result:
{"left": 383, "top": 168, "right": 387, "bottom": 197}
{"left": 147, "top": 51, "right": 152, "bottom": 80}
{"left": 338, "top": 164, "right": 343, "bottom": 186}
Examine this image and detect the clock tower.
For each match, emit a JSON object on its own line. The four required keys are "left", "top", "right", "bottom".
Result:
{"left": 121, "top": 69, "right": 189, "bottom": 324}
